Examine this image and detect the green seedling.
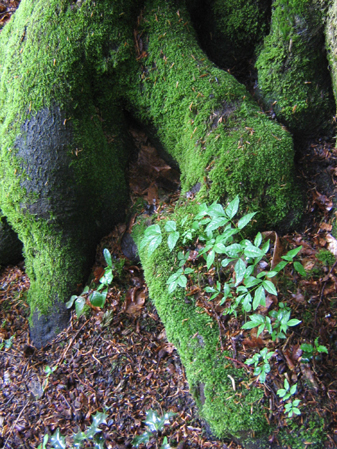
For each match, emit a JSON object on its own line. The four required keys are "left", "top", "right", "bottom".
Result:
{"left": 284, "top": 399, "right": 301, "bottom": 418}
{"left": 245, "top": 347, "right": 274, "bottom": 383}
{"left": 277, "top": 379, "right": 297, "bottom": 401}
{"left": 132, "top": 409, "right": 176, "bottom": 448}
{"left": 301, "top": 337, "right": 328, "bottom": 363}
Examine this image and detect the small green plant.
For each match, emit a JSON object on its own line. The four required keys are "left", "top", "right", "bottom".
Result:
{"left": 0, "top": 334, "right": 15, "bottom": 350}
{"left": 66, "top": 249, "right": 114, "bottom": 317}
{"left": 242, "top": 303, "right": 301, "bottom": 341}
{"left": 301, "top": 337, "right": 328, "bottom": 363}
{"left": 277, "top": 379, "right": 301, "bottom": 418}
{"left": 277, "top": 378, "right": 297, "bottom": 401}
{"left": 37, "top": 411, "right": 107, "bottom": 449}
{"left": 284, "top": 399, "right": 301, "bottom": 418}
{"left": 132, "top": 409, "right": 175, "bottom": 448}
{"left": 42, "top": 365, "right": 58, "bottom": 392}
{"left": 245, "top": 347, "right": 274, "bottom": 383}
{"left": 140, "top": 197, "right": 304, "bottom": 387}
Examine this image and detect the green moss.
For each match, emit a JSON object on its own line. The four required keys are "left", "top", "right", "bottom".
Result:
{"left": 133, "top": 214, "right": 270, "bottom": 443}
{"left": 0, "top": 0, "right": 139, "bottom": 319}
{"left": 126, "top": 0, "right": 304, "bottom": 230}
{"left": 256, "top": 0, "right": 335, "bottom": 136}
{"left": 278, "top": 415, "right": 327, "bottom": 448}
{"left": 316, "top": 248, "right": 336, "bottom": 266}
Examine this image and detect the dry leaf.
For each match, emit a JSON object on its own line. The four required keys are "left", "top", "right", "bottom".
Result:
{"left": 320, "top": 222, "right": 332, "bottom": 232}
{"left": 326, "top": 234, "right": 337, "bottom": 257}
{"left": 312, "top": 191, "right": 333, "bottom": 212}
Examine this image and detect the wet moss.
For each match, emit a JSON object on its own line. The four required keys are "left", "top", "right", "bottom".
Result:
{"left": 126, "top": 0, "right": 304, "bottom": 230}
{"left": 0, "top": 0, "right": 137, "bottom": 329}
{"left": 256, "top": 0, "right": 335, "bottom": 136}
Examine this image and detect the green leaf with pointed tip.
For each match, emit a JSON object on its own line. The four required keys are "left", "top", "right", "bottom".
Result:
{"left": 254, "top": 232, "right": 262, "bottom": 247}
{"left": 75, "top": 296, "right": 87, "bottom": 318}
{"left": 225, "top": 196, "right": 240, "bottom": 219}
{"left": 294, "top": 261, "right": 306, "bottom": 276}
{"left": 206, "top": 250, "right": 215, "bottom": 269}
{"left": 167, "top": 231, "right": 180, "bottom": 252}
{"left": 165, "top": 220, "right": 176, "bottom": 232}
{"left": 103, "top": 248, "right": 112, "bottom": 267}
{"left": 238, "top": 212, "right": 257, "bottom": 230}
{"left": 253, "top": 286, "right": 265, "bottom": 310}
{"left": 262, "top": 280, "right": 277, "bottom": 296}
{"left": 234, "top": 258, "right": 246, "bottom": 285}
{"left": 140, "top": 225, "right": 162, "bottom": 256}
{"left": 66, "top": 295, "right": 78, "bottom": 309}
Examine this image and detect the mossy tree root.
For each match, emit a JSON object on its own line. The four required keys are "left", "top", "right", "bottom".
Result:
{"left": 125, "top": 0, "right": 304, "bottom": 231}
{"left": 256, "top": 0, "right": 335, "bottom": 137}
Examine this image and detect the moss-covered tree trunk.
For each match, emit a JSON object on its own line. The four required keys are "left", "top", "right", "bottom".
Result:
{"left": 0, "top": 0, "right": 335, "bottom": 446}
{"left": 0, "top": 0, "right": 138, "bottom": 347}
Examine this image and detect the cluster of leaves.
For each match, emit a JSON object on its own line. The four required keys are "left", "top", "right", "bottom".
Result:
{"left": 66, "top": 249, "right": 114, "bottom": 318}
{"left": 140, "top": 197, "right": 316, "bottom": 419}
{"left": 37, "top": 412, "right": 107, "bottom": 449}
{"left": 300, "top": 337, "right": 328, "bottom": 363}
{"left": 277, "top": 379, "right": 301, "bottom": 418}
{"left": 132, "top": 409, "right": 176, "bottom": 448}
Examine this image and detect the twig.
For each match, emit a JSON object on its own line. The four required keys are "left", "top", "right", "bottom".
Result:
{"left": 224, "top": 355, "right": 252, "bottom": 371}
{"left": 57, "top": 318, "right": 90, "bottom": 366}
{"left": 4, "top": 400, "right": 29, "bottom": 448}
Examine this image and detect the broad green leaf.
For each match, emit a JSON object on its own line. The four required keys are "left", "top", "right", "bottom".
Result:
{"left": 205, "top": 216, "right": 229, "bottom": 233}
{"left": 50, "top": 429, "right": 67, "bottom": 449}
{"left": 195, "top": 203, "right": 209, "bottom": 219}
{"left": 242, "top": 293, "right": 252, "bottom": 312}
{"left": 253, "top": 286, "right": 265, "bottom": 310}
{"left": 208, "top": 202, "right": 225, "bottom": 217}
{"left": 103, "top": 248, "right": 112, "bottom": 267}
{"left": 167, "top": 231, "right": 180, "bottom": 252}
{"left": 184, "top": 267, "right": 194, "bottom": 275}
{"left": 225, "top": 196, "right": 240, "bottom": 219}
{"left": 207, "top": 250, "right": 215, "bottom": 269}
{"left": 254, "top": 232, "right": 262, "bottom": 247}
{"left": 282, "top": 246, "right": 302, "bottom": 261}
{"left": 100, "top": 270, "right": 113, "bottom": 285}
{"left": 225, "top": 243, "right": 242, "bottom": 258}
{"left": 66, "top": 295, "right": 78, "bottom": 309}
{"left": 234, "top": 258, "right": 246, "bottom": 285}
{"left": 273, "top": 260, "right": 288, "bottom": 272}
{"left": 261, "top": 240, "right": 270, "bottom": 254}
{"left": 287, "top": 319, "right": 301, "bottom": 327}
{"left": 238, "top": 212, "right": 257, "bottom": 230}
{"left": 177, "top": 275, "right": 188, "bottom": 288}
{"left": 140, "top": 225, "right": 162, "bottom": 256}
{"left": 165, "top": 220, "right": 176, "bottom": 232}
{"left": 262, "top": 280, "right": 277, "bottom": 296}
{"left": 244, "top": 245, "right": 263, "bottom": 258}
{"left": 257, "top": 323, "right": 265, "bottom": 337}
{"left": 290, "top": 384, "right": 297, "bottom": 395}
{"left": 294, "top": 261, "right": 306, "bottom": 276}
{"left": 214, "top": 242, "right": 227, "bottom": 254}
{"left": 75, "top": 296, "right": 87, "bottom": 318}
{"left": 244, "top": 277, "right": 262, "bottom": 289}
{"left": 221, "top": 258, "right": 233, "bottom": 268}
{"left": 90, "top": 290, "right": 107, "bottom": 308}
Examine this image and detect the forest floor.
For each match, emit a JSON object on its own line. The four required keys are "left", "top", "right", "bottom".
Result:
{"left": 1, "top": 128, "right": 337, "bottom": 449}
